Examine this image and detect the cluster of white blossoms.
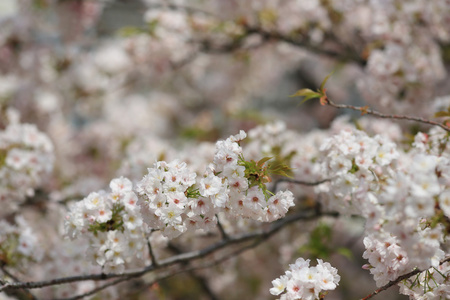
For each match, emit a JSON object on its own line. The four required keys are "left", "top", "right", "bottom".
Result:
{"left": 246, "top": 121, "right": 325, "bottom": 200}
{"left": 212, "top": 131, "right": 295, "bottom": 222}
{"left": 356, "top": 0, "right": 449, "bottom": 115}
{"left": 0, "top": 216, "right": 43, "bottom": 268}
{"left": 362, "top": 222, "right": 445, "bottom": 288}
{"left": 0, "top": 115, "right": 54, "bottom": 217}
{"left": 246, "top": 121, "right": 293, "bottom": 156}
{"left": 368, "top": 146, "right": 447, "bottom": 282}
{"left": 365, "top": 129, "right": 450, "bottom": 294}
{"left": 318, "top": 128, "right": 398, "bottom": 215}
{"left": 65, "top": 131, "right": 296, "bottom": 272}
{"left": 398, "top": 261, "right": 450, "bottom": 299}
{"left": 136, "top": 159, "right": 208, "bottom": 239}
{"left": 314, "top": 124, "right": 450, "bottom": 295}
{"left": 270, "top": 258, "right": 340, "bottom": 300}
{"left": 65, "top": 177, "right": 147, "bottom": 273}
{"left": 315, "top": 124, "right": 450, "bottom": 297}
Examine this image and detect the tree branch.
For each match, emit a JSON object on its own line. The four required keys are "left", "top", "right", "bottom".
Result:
{"left": 361, "top": 257, "right": 450, "bottom": 300}
{"left": 272, "top": 178, "right": 330, "bottom": 194}
{"left": 0, "top": 209, "right": 336, "bottom": 292}
{"left": 0, "top": 263, "right": 38, "bottom": 300}
{"left": 147, "top": 233, "right": 158, "bottom": 267}
{"left": 326, "top": 99, "right": 450, "bottom": 133}
{"left": 54, "top": 276, "right": 131, "bottom": 300}
{"left": 166, "top": 242, "right": 219, "bottom": 300}
{"left": 192, "top": 25, "right": 366, "bottom": 66}
{"left": 216, "top": 214, "right": 229, "bottom": 241}
{"left": 244, "top": 27, "right": 366, "bottom": 66}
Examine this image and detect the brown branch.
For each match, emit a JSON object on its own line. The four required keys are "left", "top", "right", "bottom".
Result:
{"left": 216, "top": 214, "right": 229, "bottom": 240}
{"left": 131, "top": 239, "right": 264, "bottom": 300}
{"left": 147, "top": 236, "right": 158, "bottom": 267}
{"left": 272, "top": 178, "right": 330, "bottom": 193}
{"left": 275, "top": 178, "right": 330, "bottom": 186}
{"left": 0, "top": 263, "right": 38, "bottom": 300}
{"left": 166, "top": 242, "right": 219, "bottom": 300}
{"left": 145, "top": 2, "right": 217, "bottom": 17}
{"left": 361, "top": 257, "right": 450, "bottom": 300}
{"left": 245, "top": 27, "right": 366, "bottom": 66}
{"left": 326, "top": 100, "right": 450, "bottom": 132}
{"left": 0, "top": 209, "right": 337, "bottom": 292}
{"left": 197, "top": 26, "right": 366, "bottom": 66}
{"left": 54, "top": 276, "right": 131, "bottom": 300}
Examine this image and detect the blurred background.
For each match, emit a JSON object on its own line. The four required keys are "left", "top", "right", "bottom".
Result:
{"left": 1, "top": 0, "right": 450, "bottom": 299}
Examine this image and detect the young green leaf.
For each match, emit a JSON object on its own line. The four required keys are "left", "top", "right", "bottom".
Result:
{"left": 257, "top": 156, "right": 272, "bottom": 167}
{"left": 319, "top": 71, "right": 334, "bottom": 92}
{"left": 289, "top": 88, "right": 321, "bottom": 104}
{"left": 434, "top": 111, "right": 450, "bottom": 118}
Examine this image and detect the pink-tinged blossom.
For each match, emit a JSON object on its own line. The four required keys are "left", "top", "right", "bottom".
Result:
{"left": 0, "top": 119, "right": 54, "bottom": 217}
{"left": 65, "top": 177, "right": 146, "bottom": 273}
{"left": 245, "top": 187, "right": 265, "bottom": 212}
{"left": 136, "top": 159, "right": 199, "bottom": 238}
{"left": 263, "top": 191, "right": 295, "bottom": 222}
{"left": 199, "top": 173, "right": 223, "bottom": 197}
{"left": 439, "top": 189, "right": 450, "bottom": 217}
{"left": 0, "top": 216, "right": 43, "bottom": 268}
{"left": 271, "top": 258, "right": 340, "bottom": 299}
{"left": 109, "top": 176, "right": 133, "bottom": 193}
{"left": 188, "top": 197, "right": 211, "bottom": 216}
{"left": 270, "top": 275, "right": 288, "bottom": 296}
{"left": 209, "top": 183, "right": 229, "bottom": 208}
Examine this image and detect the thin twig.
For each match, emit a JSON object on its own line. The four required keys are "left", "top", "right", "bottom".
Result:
{"left": 0, "top": 263, "right": 38, "bottom": 300}
{"left": 54, "top": 276, "right": 132, "bottom": 300}
{"left": 192, "top": 24, "right": 366, "bottom": 66}
{"left": 216, "top": 214, "right": 229, "bottom": 240}
{"left": 0, "top": 265, "right": 21, "bottom": 283}
{"left": 166, "top": 243, "right": 219, "bottom": 300}
{"left": 132, "top": 240, "right": 263, "bottom": 300}
{"left": 147, "top": 235, "right": 158, "bottom": 267}
{"left": 47, "top": 217, "right": 309, "bottom": 300}
{"left": 0, "top": 210, "right": 335, "bottom": 292}
{"left": 245, "top": 27, "right": 366, "bottom": 66}
{"left": 272, "top": 178, "right": 330, "bottom": 193}
{"left": 361, "top": 257, "right": 450, "bottom": 300}
{"left": 326, "top": 100, "right": 450, "bottom": 133}
{"left": 276, "top": 178, "right": 330, "bottom": 186}
{"left": 145, "top": 2, "right": 217, "bottom": 17}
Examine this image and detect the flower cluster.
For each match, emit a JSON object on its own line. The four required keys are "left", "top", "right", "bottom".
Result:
{"left": 64, "top": 131, "right": 297, "bottom": 273}
{"left": 246, "top": 121, "right": 327, "bottom": 200}
{"left": 398, "top": 261, "right": 450, "bottom": 299}
{"left": 318, "top": 128, "right": 398, "bottom": 215}
{"left": 0, "top": 216, "right": 43, "bottom": 268}
{"left": 317, "top": 125, "right": 450, "bottom": 291}
{"left": 0, "top": 117, "right": 54, "bottom": 217}
{"left": 65, "top": 177, "right": 147, "bottom": 273}
{"left": 136, "top": 160, "right": 207, "bottom": 239}
{"left": 362, "top": 152, "right": 447, "bottom": 287}
{"left": 213, "top": 131, "right": 295, "bottom": 222}
{"left": 270, "top": 258, "right": 340, "bottom": 300}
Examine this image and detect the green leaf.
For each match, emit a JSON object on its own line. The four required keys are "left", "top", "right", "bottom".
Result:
{"left": 118, "top": 26, "right": 147, "bottom": 37}
{"left": 147, "top": 19, "right": 159, "bottom": 34}
{"left": 269, "top": 163, "right": 293, "bottom": 178}
{"left": 186, "top": 185, "right": 201, "bottom": 198}
{"left": 299, "top": 223, "right": 333, "bottom": 259}
{"left": 319, "top": 71, "right": 334, "bottom": 92}
{"left": 257, "top": 156, "right": 272, "bottom": 167}
{"left": 434, "top": 111, "right": 450, "bottom": 118}
{"left": 289, "top": 89, "right": 321, "bottom": 104}
{"left": 337, "top": 247, "right": 353, "bottom": 260}
{"left": 290, "top": 88, "right": 320, "bottom": 97}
